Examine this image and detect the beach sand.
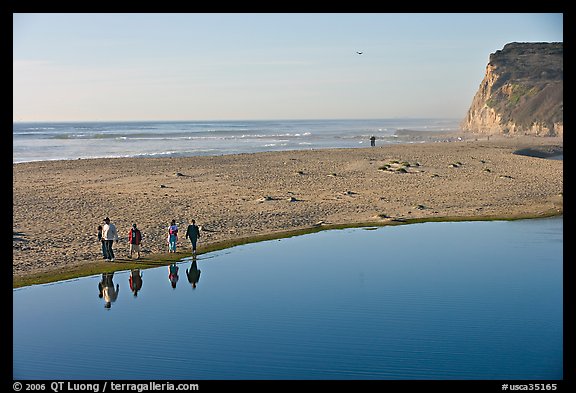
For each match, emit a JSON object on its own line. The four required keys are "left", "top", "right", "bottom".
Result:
{"left": 13, "top": 134, "right": 563, "bottom": 283}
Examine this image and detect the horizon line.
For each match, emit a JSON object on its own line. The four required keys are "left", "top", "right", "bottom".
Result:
{"left": 13, "top": 116, "right": 464, "bottom": 124}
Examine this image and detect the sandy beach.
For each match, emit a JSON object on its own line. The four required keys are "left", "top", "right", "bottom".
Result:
{"left": 13, "top": 134, "right": 563, "bottom": 283}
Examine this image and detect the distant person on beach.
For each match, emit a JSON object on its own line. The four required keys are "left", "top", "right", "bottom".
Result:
{"left": 102, "top": 217, "right": 118, "bottom": 261}
{"left": 128, "top": 223, "right": 142, "bottom": 259}
{"left": 186, "top": 256, "right": 201, "bottom": 289}
{"left": 169, "top": 263, "right": 179, "bottom": 289}
{"left": 168, "top": 219, "right": 178, "bottom": 253}
{"left": 100, "top": 272, "right": 119, "bottom": 308}
{"left": 185, "top": 219, "right": 201, "bottom": 255}
{"left": 97, "top": 225, "right": 107, "bottom": 259}
{"left": 370, "top": 135, "right": 376, "bottom": 147}
{"left": 129, "top": 269, "right": 143, "bottom": 296}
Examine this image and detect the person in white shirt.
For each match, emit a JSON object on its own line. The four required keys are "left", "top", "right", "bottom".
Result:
{"left": 102, "top": 217, "right": 119, "bottom": 261}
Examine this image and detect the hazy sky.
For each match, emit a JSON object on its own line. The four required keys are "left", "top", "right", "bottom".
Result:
{"left": 13, "top": 13, "right": 563, "bottom": 122}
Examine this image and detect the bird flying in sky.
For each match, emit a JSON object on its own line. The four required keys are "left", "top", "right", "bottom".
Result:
{"left": 356, "top": 51, "right": 363, "bottom": 55}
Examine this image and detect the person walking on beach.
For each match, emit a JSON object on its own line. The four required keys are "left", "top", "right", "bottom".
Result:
{"left": 185, "top": 219, "right": 201, "bottom": 255}
{"left": 102, "top": 217, "right": 118, "bottom": 261}
{"left": 370, "top": 135, "right": 376, "bottom": 147}
{"left": 97, "top": 225, "right": 107, "bottom": 260}
{"left": 169, "top": 263, "right": 179, "bottom": 289}
{"left": 128, "top": 223, "right": 142, "bottom": 259}
{"left": 168, "top": 220, "right": 179, "bottom": 253}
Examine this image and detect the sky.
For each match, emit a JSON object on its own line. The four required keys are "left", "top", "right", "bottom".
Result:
{"left": 13, "top": 13, "right": 563, "bottom": 122}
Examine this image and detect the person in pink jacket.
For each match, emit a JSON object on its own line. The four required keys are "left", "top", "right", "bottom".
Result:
{"left": 167, "top": 219, "right": 178, "bottom": 253}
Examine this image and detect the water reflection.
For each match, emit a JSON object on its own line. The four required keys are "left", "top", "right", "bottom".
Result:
{"left": 14, "top": 217, "right": 563, "bottom": 380}
{"left": 168, "top": 263, "right": 179, "bottom": 289}
{"left": 129, "top": 269, "right": 143, "bottom": 297}
{"left": 98, "top": 272, "right": 119, "bottom": 309}
{"left": 96, "top": 258, "right": 200, "bottom": 307}
{"left": 186, "top": 256, "right": 201, "bottom": 289}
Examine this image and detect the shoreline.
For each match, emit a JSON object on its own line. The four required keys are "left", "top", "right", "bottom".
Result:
{"left": 13, "top": 135, "right": 563, "bottom": 288}
{"left": 13, "top": 211, "right": 562, "bottom": 289}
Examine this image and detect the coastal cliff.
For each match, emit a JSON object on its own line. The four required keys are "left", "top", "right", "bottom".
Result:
{"left": 462, "top": 42, "right": 563, "bottom": 137}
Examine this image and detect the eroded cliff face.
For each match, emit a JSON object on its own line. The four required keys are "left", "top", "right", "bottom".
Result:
{"left": 462, "top": 42, "right": 563, "bottom": 137}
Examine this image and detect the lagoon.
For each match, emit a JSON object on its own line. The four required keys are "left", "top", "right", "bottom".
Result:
{"left": 13, "top": 216, "right": 563, "bottom": 380}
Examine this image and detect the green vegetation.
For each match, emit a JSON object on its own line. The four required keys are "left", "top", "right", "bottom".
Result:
{"left": 508, "top": 84, "right": 531, "bottom": 105}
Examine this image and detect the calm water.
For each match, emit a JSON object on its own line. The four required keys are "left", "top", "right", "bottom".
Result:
{"left": 12, "top": 118, "right": 460, "bottom": 163}
{"left": 13, "top": 216, "right": 562, "bottom": 380}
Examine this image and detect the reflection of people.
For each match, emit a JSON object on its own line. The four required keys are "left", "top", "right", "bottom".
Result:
{"left": 186, "top": 256, "right": 201, "bottom": 289}
{"left": 168, "top": 220, "right": 178, "bottom": 253}
{"left": 102, "top": 217, "right": 118, "bottom": 261}
{"left": 97, "top": 225, "right": 107, "bottom": 259}
{"left": 129, "top": 269, "right": 143, "bottom": 296}
{"left": 169, "top": 263, "right": 179, "bottom": 289}
{"left": 185, "top": 219, "right": 201, "bottom": 255}
{"left": 100, "top": 272, "right": 119, "bottom": 308}
{"left": 370, "top": 135, "right": 376, "bottom": 147}
{"left": 128, "top": 223, "right": 142, "bottom": 259}
{"left": 98, "top": 274, "right": 106, "bottom": 298}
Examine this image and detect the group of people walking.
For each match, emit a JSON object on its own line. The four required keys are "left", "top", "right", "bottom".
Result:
{"left": 168, "top": 219, "right": 201, "bottom": 254}
{"left": 97, "top": 217, "right": 201, "bottom": 261}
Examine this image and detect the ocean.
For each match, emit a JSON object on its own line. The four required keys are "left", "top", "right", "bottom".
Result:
{"left": 12, "top": 118, "right": 461, "bottom": 163}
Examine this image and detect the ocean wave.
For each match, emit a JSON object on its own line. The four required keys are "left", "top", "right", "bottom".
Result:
{"left": 41, "top": 132, "right": 316, "bottom": 141}
{"left": 13, "top": 118, "right": 462, "bottom": 163}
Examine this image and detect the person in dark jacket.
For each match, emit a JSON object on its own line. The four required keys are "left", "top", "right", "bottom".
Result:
{"left": 185, "top": 219, "right": 201, "bottom": 255}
